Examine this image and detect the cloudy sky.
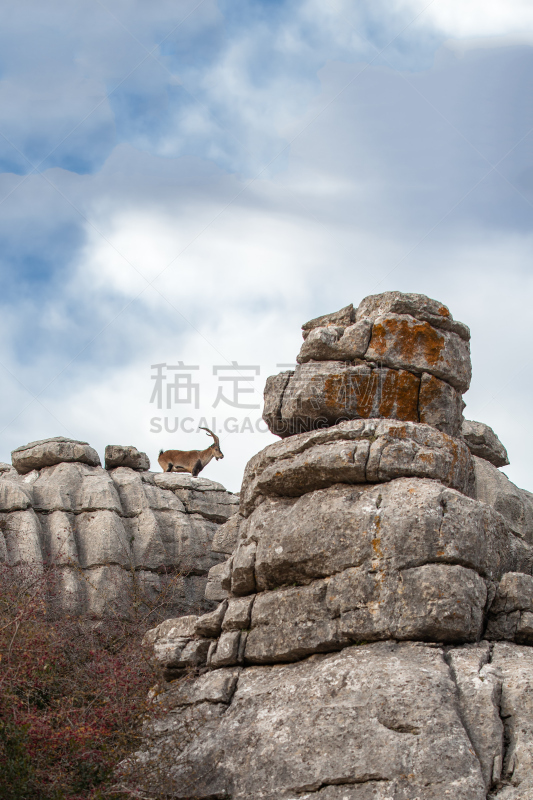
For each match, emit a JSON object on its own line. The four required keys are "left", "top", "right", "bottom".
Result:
{"left": 0, "top": 0, "right": 532, "bottom": 492}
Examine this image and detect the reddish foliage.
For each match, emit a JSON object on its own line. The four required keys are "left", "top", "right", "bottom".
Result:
{"left": 0, "top": 562, "right": 160, "bottom": 799}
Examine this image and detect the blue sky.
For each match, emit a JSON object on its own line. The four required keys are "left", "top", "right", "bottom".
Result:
{"left": 0, "top": 0, "right": 532, "bottom": 491}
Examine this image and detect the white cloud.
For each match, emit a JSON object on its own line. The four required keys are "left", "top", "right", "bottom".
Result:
{"left": 398, "top": 0, "right": 533, "bottom": 38}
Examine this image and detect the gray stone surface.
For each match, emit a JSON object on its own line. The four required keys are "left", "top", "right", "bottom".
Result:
{"left": 247, "top": 479, "right": 512, "bottom": 591}
{"left": 209, "top": 630, "right": 241, "bottom": 667}
{"left": 356, "top": 291, "right": 470, "bottom": 340}
{"left": 241, "top": 419, "right": 475, "bottom": 516}
{"left": 486, "top": 573, "right": 533, "bottom": 644}
{"left": 492, "top": 644, "right": 533, "bottom": 791}
{"left": 105, "top": 444, "right": 150, "bottom": 471}
{"left": 364, "top": 313, "right": 471, "bottom": 392}
{"left": 211, "top": 513, "right": 243, "bottom": 554}
{"left": 0, "top": 444, "right": 238, "bottom": 619}
{"left": 222, "top": 595, "right": 254, "bottom": 631}
{"left": 419, "top": 372, "right": 464, "bottom": 437}
{"left": 297, "top": 320, "right": 372, "bottom": 363}
{"left": 244, "top": 563, "right": 487, "bottom": 662}
{"left": 274, "top": 361, "right": 422, "bottom": 435}
{"left": 194, "top": 600, "right": 227, "bottom": 637}
{"left": 137, "top": 642, "right": 486, "bottom": 800}
{"left": 136, "top": 294, "right": 533, "bottom": 799}
{"left": 301, "top": 303, "right": 356, "bottom": 338}
{"left": 463, "top": 420, "right": 510, "bottom": 468}
{"left": 12, "top": 437, "right": 101, "bottom": 474}
{"left": 447, "top": 643, "right": 504, "bottom": 790}
{"left": 474, "top": 456, "right": 533, "bottom": 544}
{"left": 204, "top": 559, "right": 231, "bottom": 601}
{"left": 264, "top": 365, "right": 464, "bottom": 439}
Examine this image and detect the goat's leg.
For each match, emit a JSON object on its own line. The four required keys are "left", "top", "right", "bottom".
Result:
{"left": 192, "top": 459, "right": 203, "bottom": 477}
{"left": 166, "top": 462, "right": 173, "bottom": 472}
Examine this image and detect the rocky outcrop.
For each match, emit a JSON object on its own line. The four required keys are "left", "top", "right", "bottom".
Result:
{"left": 463, "top": 420, "right": 510, "bottom": 468}
{"left": 265, "top": 292, "right": 470, "bottom": 438}
{"left": 0, "top": 437, "right": 238, "bottom": 619}
{"left": 134, "top": 293, "right": 533, "bottom": 799}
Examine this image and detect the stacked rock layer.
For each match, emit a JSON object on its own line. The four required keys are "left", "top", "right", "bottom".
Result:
{"left": 137, "top": 294, "right": 533, "bottom": 800}
{"left": 264, "top": 292, "right": 470, "bottom": 438}
{"left": 0, "top": 437, "right": 238, "bottom": 619}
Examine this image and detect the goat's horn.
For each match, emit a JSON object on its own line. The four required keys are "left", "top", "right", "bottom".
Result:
{"left": 199, "top": 426, "right": 220, "bottom": 447}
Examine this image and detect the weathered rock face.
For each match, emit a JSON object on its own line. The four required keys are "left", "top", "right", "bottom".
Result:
{"left": 0, "top": 439, "right": 238, "bottom": 619}
{"left": 104, "top": 444, "right": 150, "bottom": 471}
{"left": 463, "top": 420, "right": 509, "bottom": 468}
{"left": 265, "top": 293, "right": 470, "bottom": 438}
{"left": 11, "top": 436, "right": 101, "bottom": 474}
{"left": 239, "top": 418, "right": 475, "bottom": 516}
{"left": 137, "top": 293, "right": 533, "bottom": 799}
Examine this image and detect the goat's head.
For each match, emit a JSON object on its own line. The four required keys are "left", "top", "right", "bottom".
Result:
{"left": 199, "top": 427, "right": 224, "bottom": 460}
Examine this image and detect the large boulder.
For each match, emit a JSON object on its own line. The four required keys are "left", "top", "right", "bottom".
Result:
{"left": 267, "top": 293, "right": 471, "bottom": 439}
{"left": 105, "top": 444, "right": 150, "bottom": 471}
{"left": 473, "top": 456, "right": 533, "bottom": 544}
{"left": 135, "top": 642, "right": 488, "bottom": 800}
{"left": 240, "top": 418, "right": 475, "bottom": 516}
{"left": 463, "top": 420, "right": 509, "bottom": 468}
{"left": 11, "top": 437, "right": 101, "bottom": 474}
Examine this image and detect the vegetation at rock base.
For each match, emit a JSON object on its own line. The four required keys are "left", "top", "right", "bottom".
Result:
{"left": 0, "top": 562, "right": 169, "bottom": 800}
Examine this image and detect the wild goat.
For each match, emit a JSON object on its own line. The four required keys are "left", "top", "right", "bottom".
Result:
{"left": 158, "top": 427, "right": 224, "bottom": 477}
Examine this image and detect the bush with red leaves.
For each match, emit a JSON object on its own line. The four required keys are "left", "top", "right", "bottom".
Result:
{"left": 0, "top": 563, "right": 162, "bottom": 800}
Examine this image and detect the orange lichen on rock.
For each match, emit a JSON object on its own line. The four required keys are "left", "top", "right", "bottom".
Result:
{"left": 419, "top": 373, "right": 463, "bottom": 437}
{"left": 378, "top": 369, "right": 420, "bottom": 421}
{"left": 368, "top": 316, "right": 445, "bottom": 368}
{"left": 366, "top": 313, "right": 471, "bottom": 392}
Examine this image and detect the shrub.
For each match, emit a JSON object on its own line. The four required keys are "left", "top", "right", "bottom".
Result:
{"left": 0, "top": 562, "right": 161, "bottom": 800}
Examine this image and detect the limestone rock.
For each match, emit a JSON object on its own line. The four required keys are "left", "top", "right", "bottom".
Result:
{"left": 244, "top": 563, "right": 487, "bottom": 662}
{"left": 356, "top": 291, "right": 470, "bottom": 341}
{"left": 0, "top": 479, "right": 32, "bottom": 512}
{"left": 463, "top": 420, "right": 510, "bottom": 468}
{"left": 222, "top": 596, "right": 254, "bottom": 631}
{"left": 194, "top": 600, "right": 227, "bottom": 637}
{"left": 297, "top": 320, "right": 372, "bottom": 363}
{"left": 173, "top": 486, "right": 239, "bottom": 523}
{"left": 11, "top": 437, "right": 101, "bottom": 474}
{"left": 1, "top": 441, "right": 234, "bottom": 619}
{"left": 446, "top": 643, "right": 504, "bottom": 790}
{"left": 156, "top": 666, "right": 241, "bottom": 709}
{"left": 143, "top": 615, "right": 198, "bottom": 647}
{"left": 473, "top": 456, "right": 533, "bottom": 544}
{"left": 105, "top": 444, "right": 150, "bottom": 471}
{"left": 204, "top": 559, "right": 231, "bottom": 602}
{"left": 209, "top": 630, "right": 241, "bottom": 667}
{"left": 364, "top": 313, "right": 471, "bottom": 392}
{"left": 151, "top": 473, "right": 226, "bottom": 492}
{"left": 262, "top": 371, "right": 293, "bottom": 436}
{"left": 137, "top": 642, "right": 486, "bottom": 800}
{"left": 492, "top": 643, "right": 533, "bottom": 790}
{"left": 264, "top": 363, "right": 464, "bottom": 439}
{"left": 419, "top": 372, "right": 464, "bottom": 437}
{"left": 211, "top": 514, "right": 243, "bottom": 554}
{"left": 490, "top": 782, "right": 533, "bottom": 799}
{"left": 248, "top": 479, "right": 511, "bottom": 591}
{"left": 301, "top": 303, "right": 356, "bottom": 338}
{"left": 486, "top": 572, "right": 533, "bottom": 644}
{"left": 1, "top": 509, "right": 43, "bottom": 568}
{"left": 277, "top": 361, "right": 421, "bottom": 434}
{"left": 240, "top": 419, "right": 475, "bottom": 516}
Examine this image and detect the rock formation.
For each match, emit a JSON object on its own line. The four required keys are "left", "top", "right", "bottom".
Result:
{"left": 0, "top": 437, "right": 238, "bottom": 619}
{"left": 135, "top": 292, "right": 533, "bottom": 800}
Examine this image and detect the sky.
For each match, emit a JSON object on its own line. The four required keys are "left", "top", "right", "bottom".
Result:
{"left": 0, "top": 0, "right": 532, "bottom": 492}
